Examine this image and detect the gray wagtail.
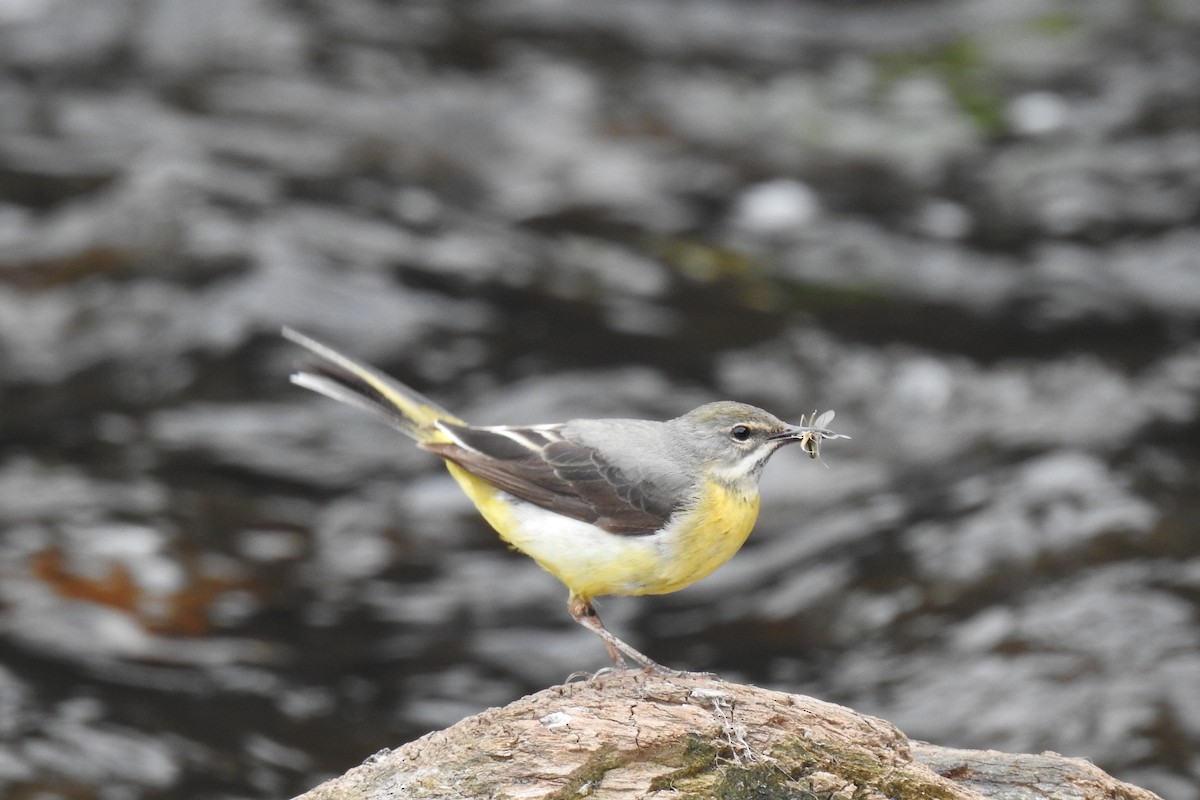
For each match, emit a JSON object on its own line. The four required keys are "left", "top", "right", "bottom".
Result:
{"left": 284, "top": 328, "right": 848, "bottom": 674}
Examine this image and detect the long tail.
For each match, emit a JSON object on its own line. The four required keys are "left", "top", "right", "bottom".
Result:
{"left": 283, "top": 328, "right": 464, "bottom": 440}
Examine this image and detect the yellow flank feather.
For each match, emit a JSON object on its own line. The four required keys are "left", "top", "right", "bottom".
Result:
{"left": 443, "top": 462, "right": 520, "bottom": 539}
{"left": 445, "top": 463, "right": 762, "bottom": 602}
{"left": 445, "top": 460, "right": 662, "bottom": 598}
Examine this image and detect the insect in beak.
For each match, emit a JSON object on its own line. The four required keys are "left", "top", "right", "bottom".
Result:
{"left": 772, "top": 410, "right": 851, "bottom": 465}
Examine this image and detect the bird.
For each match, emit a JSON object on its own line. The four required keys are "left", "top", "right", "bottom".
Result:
{"left": 283, "top": 328, "right": 849, "bottom": 674}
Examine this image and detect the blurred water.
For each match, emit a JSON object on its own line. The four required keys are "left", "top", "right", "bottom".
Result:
{"left": 1, "top": 1, "right": 1199, "bottom": 798}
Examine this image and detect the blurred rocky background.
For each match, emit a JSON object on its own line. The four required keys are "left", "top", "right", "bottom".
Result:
{"left": 1, "top": 0, "right": 1199, "bottom": 798}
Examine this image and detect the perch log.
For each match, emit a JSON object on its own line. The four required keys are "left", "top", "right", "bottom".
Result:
{"left": 294, "top": 673, "right": 1160, "bottom": 800}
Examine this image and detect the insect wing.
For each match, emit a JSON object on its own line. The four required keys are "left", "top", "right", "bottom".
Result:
{"left": 813, "top": 410, "right": 836, "bottom": 430}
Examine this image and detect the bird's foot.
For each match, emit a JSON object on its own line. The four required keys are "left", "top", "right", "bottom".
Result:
{"left": 566, "top": 666, "right": 628, "bottom": 682}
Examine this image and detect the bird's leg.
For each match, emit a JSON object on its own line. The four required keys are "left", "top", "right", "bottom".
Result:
{"left": 568, "top": 594, "right": 682, "bottom": 676}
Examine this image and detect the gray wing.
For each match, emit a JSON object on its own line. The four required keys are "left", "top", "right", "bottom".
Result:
{"left": 420, "top": 421, "right": 683, "bottom": 535}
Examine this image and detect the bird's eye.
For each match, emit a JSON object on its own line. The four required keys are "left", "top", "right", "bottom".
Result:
{"left": 730, "top": 424, "right": 752, "bottom": 442}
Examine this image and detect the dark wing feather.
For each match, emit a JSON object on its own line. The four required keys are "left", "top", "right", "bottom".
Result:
{"left": 421, "top": 423, "right": 677, "bottom": 535}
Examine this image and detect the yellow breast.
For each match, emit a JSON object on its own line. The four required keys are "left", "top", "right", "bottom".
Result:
{"left": 649, "top": 478, "right": 761, "bottom": 595}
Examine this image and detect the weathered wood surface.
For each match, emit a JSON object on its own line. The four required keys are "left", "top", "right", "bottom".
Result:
{"left": 295, "top": 673, "right": 1160, "bottom": 800}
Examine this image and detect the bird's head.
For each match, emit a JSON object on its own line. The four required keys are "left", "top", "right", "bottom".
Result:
{"left": 672, "top": 401, "right": 849, "bottom": 489}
